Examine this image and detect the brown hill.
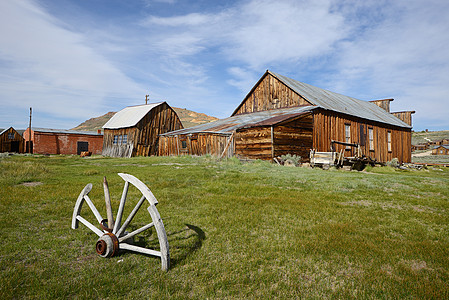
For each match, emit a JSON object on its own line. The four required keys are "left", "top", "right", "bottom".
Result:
{"left": 71, "top": 107, "right": 218, "bottom": 131}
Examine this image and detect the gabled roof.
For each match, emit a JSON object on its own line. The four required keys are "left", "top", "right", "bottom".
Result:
{"left": 0, "top": 127, "right": 25, "bottom": 136}
{"left": 434, "top": 145, "right": 449, "bottom": 150}
{"left": 233, "top": 70, "right": 411, "bottom": 129}
{"left": 160, "top": 106, "right": 315, "bottom": 136}
{"left": 103, "top": 102, "right": 165, "bottom": 129}
{"left": 0, "top": 127, "right": 10, "bottom": 135}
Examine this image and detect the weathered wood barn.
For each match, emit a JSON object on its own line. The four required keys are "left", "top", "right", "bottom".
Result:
{"left": 102, "top": 102, "right": 183, "bottom": 157}
{"left": 159, "top": 70, "right": 413, "bottom": 163}
{"left": 22, "top": 128, "right": 103, "bottom": 155}
{"left": 0, "top": 127, "right": 25, "bottom": 153}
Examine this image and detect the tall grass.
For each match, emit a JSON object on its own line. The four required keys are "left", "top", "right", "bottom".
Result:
{"left": 0, "top": 155, "right": 448, "bottom": 299}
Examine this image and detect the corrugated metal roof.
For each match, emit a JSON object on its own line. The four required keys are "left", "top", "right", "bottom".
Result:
{"left": 161, "top": 106, "right": 315, "bottom": 136}
{"left": 270, "top": 71, "right": 411, "bottom": 128}
{"left": 32, "top": 128, "right": 103, "bottom": 136}
{"left": 103, "top": 102, "right": 164, "bottom": 129}
{"left": 434, "top": 145, "right": 449, "bottom": 150}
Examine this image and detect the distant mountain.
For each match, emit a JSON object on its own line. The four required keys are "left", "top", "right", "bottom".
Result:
{"left": 71, "top": 107, "right": 218, "bottom": 131}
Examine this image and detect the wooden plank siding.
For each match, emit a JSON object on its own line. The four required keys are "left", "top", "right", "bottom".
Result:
{"left": 313, "top": 109, "right": 412, "bottom": 163}
{"left": 233, "top": 73, "right": 312, "bottom": 116}
{"left": 103, "top": 102, "right": 182, "bottom": 157}
{"left": 273, "top": 114, "right": 313, "bottom": 160}
{"left": 235, "top": 127, "right": 272, "bottom": 160}
{"left": 391, "top": 111, "right": 415, "bottom": 126}
{"left": 234, "top": 114, "right": 314, "bottom": 161}
{"left": 158, "top": 133, "right": 233, "bottom": 158}
{"left": 0, "top": 127, "right": 25, "bottom": 153}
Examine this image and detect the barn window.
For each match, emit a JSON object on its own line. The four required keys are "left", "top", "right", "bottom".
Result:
{"left": 122, "top": 134, "right": 127, "bottom": 144}
{"left": 118, "top": 135, "right": 122, "bottom": 145}
{"left": 440, "top": 150, "right": 444, "bottom": 154}
{"left": 181, "top": 140, "right": 187, "bottom": 148}
{"left": 345, "top": 124, "right": 351, "bottom": 148}
{"left": 8, "top": 133, "right": 14, "bottom": 139}
{"left": 113, "top": 135, "right": 118, "bottom": 144}
{"left": 368, "top": 128, "right": 374, "bottom": 151}
{"left": 387, "top": 131, "right": 392, "bottom": 152}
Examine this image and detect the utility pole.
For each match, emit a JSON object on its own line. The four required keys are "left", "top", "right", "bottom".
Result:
{"left": 28, "top": 107, "right": 32, "bottom": 153}
{"left": 145, "top": 94, "right": 149, "bottom": 105}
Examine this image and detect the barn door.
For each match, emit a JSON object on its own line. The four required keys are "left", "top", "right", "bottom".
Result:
{"left": 77, "top": 141, "right": 89, "bottom": 155}
{"left": 359, "top": 125, "right": 366, "bottom": 146}
{"left": 11, "top": 141, "right": 20, "bottom": 152}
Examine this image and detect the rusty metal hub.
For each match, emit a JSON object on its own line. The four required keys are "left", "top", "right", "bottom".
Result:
{"left": 95, "top": 232, "right": 119, "bottom": 257}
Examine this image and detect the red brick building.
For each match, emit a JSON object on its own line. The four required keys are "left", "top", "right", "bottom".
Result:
{"left": 23, "top": 128, "right": 103, "bottom": 155}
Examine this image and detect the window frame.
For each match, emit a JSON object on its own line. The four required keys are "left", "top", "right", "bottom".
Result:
{"left": 113, "top": 135, "right": 118, "bottom": 145}
{"left": 368, "top": 127, "right": 374, "bottom": 151}
{"left": 387, "top": 131, "right": 392, "bottom": 152}
{"left": 345, "top": 124, "right": 351, "bottom": 149}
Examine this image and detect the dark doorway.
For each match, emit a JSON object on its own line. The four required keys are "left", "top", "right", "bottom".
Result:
{"left": 77, "top": 141, "right": 89, "bottom": 155}
{"left": 26, "top": 141, "right": 33, "bottom": 153}
{"left": 10, "top": 141, "right": 20, "bottom": 152}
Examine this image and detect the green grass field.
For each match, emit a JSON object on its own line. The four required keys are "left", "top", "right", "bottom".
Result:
{"left": 1, "top": 155, "right": 448, "bottom": 299}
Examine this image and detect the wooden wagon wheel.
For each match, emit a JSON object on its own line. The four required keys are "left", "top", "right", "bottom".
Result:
{"left": 71, "top": 173, "right": 169, "bottom": 271}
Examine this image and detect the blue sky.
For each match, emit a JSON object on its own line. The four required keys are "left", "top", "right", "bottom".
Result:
{"left": 1, "top": 0, "right": 448, "bottom": 131}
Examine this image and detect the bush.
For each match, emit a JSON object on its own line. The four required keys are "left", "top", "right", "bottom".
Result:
{"left": 386, "top": 158, "right": 400, "bottom": 168}
{"left": 279, "top": 154, "right": 302, "bottom": 166}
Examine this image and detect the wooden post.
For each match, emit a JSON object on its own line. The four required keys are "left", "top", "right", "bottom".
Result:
{"left": 103, "top": 176, "right": 115, "bottom": 229}
{"left": 271, "top": 126, "right": 274, "bottom": 160}
{"left": 28, "top": 107, "right": 32, "bottom": 153}
{"left": 145, "top": 94, "right": 149, "bottom": 105}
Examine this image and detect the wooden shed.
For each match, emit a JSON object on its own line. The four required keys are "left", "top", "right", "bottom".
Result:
{"left": 102, "top": 102, "right": 183, "bottom": 157}
{"left": 159, "top": 70, "right": 413, "bottom": 163}
{"left": 0, "top": 127, "right": 25, "bottom": 153}
{"left": 432, "top": 145, "right": 449, "bottom": 155}
{"left": 22, "top": 128, "right": 103, "bottom": 155}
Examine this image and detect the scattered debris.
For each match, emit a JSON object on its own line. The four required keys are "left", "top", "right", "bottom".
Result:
{"left": 80, "top": 151, "right": 92, "bottom": 157}
{"left": 19, "top": 181, "right": 43, "bottom": 187}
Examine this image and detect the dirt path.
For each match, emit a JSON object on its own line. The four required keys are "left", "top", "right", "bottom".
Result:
{"left": 412, "top": 150, "right": 433, "bottom": 157}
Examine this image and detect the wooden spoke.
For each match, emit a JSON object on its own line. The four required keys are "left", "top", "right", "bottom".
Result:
{"left": 84, "top": 195, "right": 103, "bottom": 224}
{"left": 76, "top": 216, "right": 103, "bottom": 237}
{"left": 118, "top": 221, "right": 154, "bottom": 243}
{"left": 113, "top": 181, "right": 129, "bottom": 234}
{"left": 119, "top": 243, "right": 161, "bottom": 257}
{"left": 116, "top": 195, "right": 146, "bottom": 237}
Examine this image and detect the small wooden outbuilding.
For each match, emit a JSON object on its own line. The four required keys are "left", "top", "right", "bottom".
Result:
{"left": 159, "top": 70, "right": 413, "bottom": 163}
{"left": 0, "top": 127, "right": 25, "bottom": 153}
{"left": 102, "top": 102, "right": 183, "bottom": 157}
{"left": 432, "top": 145, "right": 449, "bottom": 155}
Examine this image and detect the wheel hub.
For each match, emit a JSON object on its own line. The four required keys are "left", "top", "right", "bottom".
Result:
{"left": 95, "top": 232, "right": 119, "bottom": 257}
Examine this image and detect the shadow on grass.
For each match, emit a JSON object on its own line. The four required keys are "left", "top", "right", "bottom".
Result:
{"left": 167, "top": 223, "right": 206, "bottom": 268}
{"left": 115, "top": 223, "right": 206, "bottom": 269}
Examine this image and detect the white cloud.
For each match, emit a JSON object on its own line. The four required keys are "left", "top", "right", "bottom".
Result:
{"left": 144, "top": 0, "right": 346, "bottom": 68}
{"left": 328, "top": 0, "right": 449, "bottom": 130}
{"left": 226, "top": 67, "right": 258, "bottom": 93}
{"left": 0, "top": 0, "right": 144, "bottom": 128}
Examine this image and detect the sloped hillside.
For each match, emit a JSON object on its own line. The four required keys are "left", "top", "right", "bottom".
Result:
{"left": 412, "top": 130, "right": 449, "bottom": 145}
{"left": 71, "top": 107, "right": 218, "bottom": 131}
